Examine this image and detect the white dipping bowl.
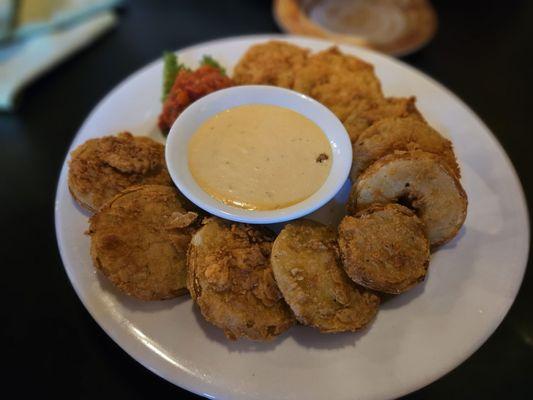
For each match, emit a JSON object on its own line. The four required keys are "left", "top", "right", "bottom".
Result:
{"left": 165, "top": 85, "right": 352, "bottom": 224}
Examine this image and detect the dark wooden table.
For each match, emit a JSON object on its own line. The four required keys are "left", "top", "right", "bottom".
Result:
{"left": 1, "top": 0, "right": 531, "bottom": 398}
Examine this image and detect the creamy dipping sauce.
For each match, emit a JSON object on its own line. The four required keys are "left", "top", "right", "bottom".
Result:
{"left": 188, "top": 104, "right": 332, "bottom": 210}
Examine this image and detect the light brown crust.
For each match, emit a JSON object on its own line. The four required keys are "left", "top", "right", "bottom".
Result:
{"left": 342, "top": 97, "right": 424, "bottom": 143}
{"left": 187, "top": 218, "right": 295, "bottom": 341}
{"left": 68, "top": 132, "right": 172, "bottom": 212}
{"left": 233, "top": 40, "right": 309, "bottom": 88}
{"left": 292, "top": 47, "right": 384, "bottom": 120}
{"left": 351, "top": 117, "right": 460, "bottom": 180}
{"left": 88, "top": 185, "right": 198, "bottom": 300}
{"left": 271, "top": 220, "right": 379, "bottom": 333}
{"left": 348, "top": 151, "right": 468, "bottom": 248}
{"left": 338, "top": 204, "right": 430, "bottom": 294}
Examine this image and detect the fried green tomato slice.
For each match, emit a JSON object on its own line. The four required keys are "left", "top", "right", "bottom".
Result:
{"left": 68, "top": 132, "right": 172, "bottom": 212}
{"left": 88, "top": 185, "right": 198, "bottom": 300}
{"left": 187, "top": 218, "right": 295, "bottom": 341}
{"left": 342, "top": 96, "right": 424, "bottom": 143}
{"left": 271, "top": 220, "right": 380, "bottom": 333}
{"left": 292, "top": 47, "right": 384, "bottom": 119}
{"left": 232, "top": 40, "right": 309, "bottom": 88}
{"left": 348, "top": 151, "right": 468, "bottom": 247}
{"left": 351, "top": 117, "right": 460, "bottom": 181}
{"left": 338, "top": 204, "right": 430, "bottom": 294}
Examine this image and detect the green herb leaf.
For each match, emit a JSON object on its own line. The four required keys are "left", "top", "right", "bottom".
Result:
{"left": 201, "top": 55, "right": 226, "bottom": 75}
{"left": 161, "top": 52, "right": 186, "bottom": 102}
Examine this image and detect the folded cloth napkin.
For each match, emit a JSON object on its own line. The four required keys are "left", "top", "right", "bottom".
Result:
{"left": 0, "top": 0, "right": 122, "bottom": 111}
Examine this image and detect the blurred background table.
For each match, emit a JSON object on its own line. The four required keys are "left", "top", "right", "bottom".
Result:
{"left": 1, "top": 0, "right": 531, "bottom": 398}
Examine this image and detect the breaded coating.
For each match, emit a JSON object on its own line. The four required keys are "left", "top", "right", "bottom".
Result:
{"left": 271, "top": 220, "right": 379, "bottom": 333}
{"left": 292, "top": 47, "right": 384, "bottom": 119}
{"left": 68, "top": 132, "right": 172, "bottom": 212}
{"left": 351, "top": 117, "right": 460, "bottom": 180}
{"left": 187, "top": 219, "right": 295, "bottom": 341}
{"left": 349, "top": 151, "right": 467, "bottom": 248}
{"left": 338, "top": 204, "right": 430, "bottom": 294}
{"left": 233, "top": 40, "right": 309, "bottom": 88}
{"left": 88, "top": 185, "right": 198, "bottom": 300}
{"left": 158, "top": 65, "right": 233, "bottom": 133}
{"left": 342, "top": 96, "right": 423, "bottom": 142}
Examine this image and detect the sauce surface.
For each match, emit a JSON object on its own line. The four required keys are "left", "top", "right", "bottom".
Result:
{"left": 188, "top": 104, "right": 332, "bottom": 210}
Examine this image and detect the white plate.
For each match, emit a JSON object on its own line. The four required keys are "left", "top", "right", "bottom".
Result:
{"left": 55, "top": 34, "right": 530, "bottom": 400}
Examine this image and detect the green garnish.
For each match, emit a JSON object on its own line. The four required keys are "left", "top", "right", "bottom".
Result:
{"left": 161, "top": 52, "right": 186, "bottom": 102}
{"left": 201, "top": 55, "right": 226, "bottom": 75}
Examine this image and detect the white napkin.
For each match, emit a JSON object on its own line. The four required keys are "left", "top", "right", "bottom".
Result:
{"left": 0, "top": 5, "right": 118, "bottom": 111}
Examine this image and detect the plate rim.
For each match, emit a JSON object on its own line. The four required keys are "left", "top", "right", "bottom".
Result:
{"left": 54, "top": 33, "right": 530, "bottom": 400}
